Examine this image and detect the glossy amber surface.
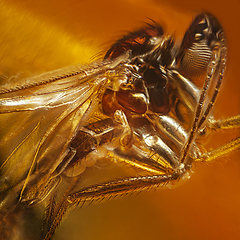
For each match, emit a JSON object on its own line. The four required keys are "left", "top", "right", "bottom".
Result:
{"left": 1, "top": 0, "right": 240, "bottom": 239}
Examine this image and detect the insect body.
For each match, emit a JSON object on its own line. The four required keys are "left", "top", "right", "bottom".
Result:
{"left": 0, "top": 13, "right": 239, "bottom": 240}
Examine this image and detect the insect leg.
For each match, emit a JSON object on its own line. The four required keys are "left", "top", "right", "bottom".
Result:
{"left": 42, "top": 176, "right": 81, "bottom": 240}
{"left": 180, "top": 30, "right": 227, "bottom": 166}
{"left": 195, "top": 136, "right": 240, "bottom": 163}
{"left": 43, "top": 172, "right": 184, "bottom": 240}
{"left": 180, "top": 50, "right": 220, "bottom": 165}
{"left": 197, "top": 31, "right": 227, "bottom": 129}
{"left": 42, "top": 193, "right": 57, "bottom": 238}
{"left": 67, "top": 174, "right": 180, "bottom": 205}
{"left": 207, "top": 115, "right": 240, "bottom": 131}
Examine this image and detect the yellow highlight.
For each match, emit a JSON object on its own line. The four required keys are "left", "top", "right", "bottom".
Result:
{"left": 0, "top": 1, "right": 98, "bottom": 84}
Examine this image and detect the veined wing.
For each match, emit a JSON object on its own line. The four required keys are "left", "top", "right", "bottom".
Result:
{"left": 0, "top": 55, "right": 128, "bottom": 112}
{"left": 0, "top": 55, "right": 128, "bottom": 197}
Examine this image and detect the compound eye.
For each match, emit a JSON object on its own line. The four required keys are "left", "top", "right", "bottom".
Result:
{"left": 176, "top": 14, "right": 215, "bottom": 85}
{"left": 176, "top": 13, "right": 225, "bottom": 86}
{"left": 194, "top": 19, "right": 208, "bottom": 41}
{"left": 194, "top": 32, "right": 204, "bottom": 41}
{"left": 180, "top": 15, "right": 209, "bottom": 47}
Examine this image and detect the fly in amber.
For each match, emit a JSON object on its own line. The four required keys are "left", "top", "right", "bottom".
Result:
{"left": 0, "top": 12, "right": 239, "bottom": 240}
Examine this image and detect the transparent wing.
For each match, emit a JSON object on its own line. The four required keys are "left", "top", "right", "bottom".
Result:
{"left": 0, "top": 56, "right": 128, "bottom": 196}
{"left": 0, "top": 58, "right": 125, "bottom": 112}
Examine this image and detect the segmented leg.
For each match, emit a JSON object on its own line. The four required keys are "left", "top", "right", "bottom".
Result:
{"left": 43, "top": 128, "right": 240, "bottom": 240}
{"left": 180, "top": 15, "right": 227, "bottom": 166}
{"left": 196, "top": 115, "right": 240, "bottom": 162}
{"left": 42, "top": 176, "right": 81, "bottom": 240}
{"left": 196, "top": 137, "right": 240, "bottom": 162}
{"left": 197, "top": 31, "right": 227, "bottom": 129}
{"left": 43, "top": 172, "right": 180, "bottom": 239}
{"left": 208, "top": 115, "right": 240, "bottom": 131}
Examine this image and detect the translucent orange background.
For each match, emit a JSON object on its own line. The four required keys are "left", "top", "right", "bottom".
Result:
{"left": 2, "top": 0, "right": 240, "bottom": 239}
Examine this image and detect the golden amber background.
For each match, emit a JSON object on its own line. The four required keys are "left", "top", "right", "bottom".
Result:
{"left": 1, "top": 0, "right": 240, "bottom": 239}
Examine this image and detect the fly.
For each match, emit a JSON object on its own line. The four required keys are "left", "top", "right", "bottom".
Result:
{"left": 0, "top": 12, "right": 239, "bottom": 240}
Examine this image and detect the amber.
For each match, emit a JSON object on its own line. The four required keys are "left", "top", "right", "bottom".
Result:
{"left": 0, "top": 2, "right": 239, "bottom": 240}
